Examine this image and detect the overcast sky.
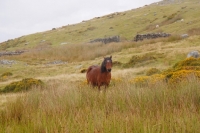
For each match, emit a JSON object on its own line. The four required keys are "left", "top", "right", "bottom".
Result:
{"left": 0, "top": 0, "right": 161, "bottom": 43}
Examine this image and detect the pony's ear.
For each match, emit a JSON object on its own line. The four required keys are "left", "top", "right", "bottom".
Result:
{"left": 110, "top": 56, "right": 112, "bottom": 59}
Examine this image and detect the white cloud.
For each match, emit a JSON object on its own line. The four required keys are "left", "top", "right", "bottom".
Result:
{"left": 0, "top": 0, "right": 160, "bottom": 42}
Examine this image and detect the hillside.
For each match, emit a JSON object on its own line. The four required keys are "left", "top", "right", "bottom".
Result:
{"left": 1, "top": 0, "right": 200, "bottom": 50}
{"left": 0, "top": 0, "right": 199, "bottom": 85}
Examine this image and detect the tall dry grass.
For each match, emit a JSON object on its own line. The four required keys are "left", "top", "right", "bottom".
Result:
{"left": 5, "top": 34, "right": 183, "bottom": 64}
{"left": 0, "top": 77, "right": 200, "bottom": 133}
{"left": 16, "top": 42, "right": 134, "bottom": 63}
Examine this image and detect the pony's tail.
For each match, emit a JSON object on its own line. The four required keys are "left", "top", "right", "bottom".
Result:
{"left": 86, "top": 66, "right": 94, "bottom": 84}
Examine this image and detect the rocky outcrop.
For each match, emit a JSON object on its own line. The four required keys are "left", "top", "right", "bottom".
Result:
{"left": 133, "top": 33, "right": 171, "bottom": 42}
{"left": 90, "top": 36, "right": 120, "bottom": 44}
{"left": 0, "top": 51, "right": 24, "bottom": 57}
{"left": 0, "top": 60, "right": 16, "bottom": 65}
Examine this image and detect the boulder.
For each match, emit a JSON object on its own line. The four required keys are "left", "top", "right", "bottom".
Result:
{"left": 181, "top": 34, "right": 189, "bottom": 38}
{"left": 187, "top": 51, "right": 199, "bottom": 58}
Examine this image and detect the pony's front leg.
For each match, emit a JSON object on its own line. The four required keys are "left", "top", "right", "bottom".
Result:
{"left": 97, "top": 83, "right": 101, "bottom": 91}
{"left": 105, "top": 82, "right": 110, "bottom": 89}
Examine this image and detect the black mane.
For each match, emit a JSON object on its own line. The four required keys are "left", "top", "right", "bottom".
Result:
{"left": 101, "top": 57, "right": 112, "bottom": 73}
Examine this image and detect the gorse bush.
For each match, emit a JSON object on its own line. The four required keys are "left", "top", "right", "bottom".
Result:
{"left": 130, "top": 74, "right": 166, "bottom": 87}
{"left": 1, "top": 78, "right": 44, "bottom": 93}
{"left": 166, "top": 70, "right": 200, "bottom": 84}
{"left": 163, "top": 57, "right": 200, "bottom": 83}
{"left": 131, "top": 57, "right": 200, "bottom": 86}
{"left": 173, "top": 57, "right": 200, "bottom": 70}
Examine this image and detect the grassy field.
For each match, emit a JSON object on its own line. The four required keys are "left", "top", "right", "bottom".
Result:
{"left": 0, "top": 0, "right": 200, "bottom": 132}
{"left": 0, "top": 77, "right": 200, "bottom": 132}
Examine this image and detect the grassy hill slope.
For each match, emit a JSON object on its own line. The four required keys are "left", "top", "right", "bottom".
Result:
{"left": 0, "top": 0, "right": 200, "bottom": 85}
{"left": 1, "top": 0, "right": 200, "bottom": 50}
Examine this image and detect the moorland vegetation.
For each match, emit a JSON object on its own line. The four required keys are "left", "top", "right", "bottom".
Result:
{"left": 0, "top": 0, "right": 200, "bottom": 132}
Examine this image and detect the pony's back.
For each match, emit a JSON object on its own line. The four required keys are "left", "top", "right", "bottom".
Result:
{"left": 86, "top": 65, "right": 101, "bottom": 86}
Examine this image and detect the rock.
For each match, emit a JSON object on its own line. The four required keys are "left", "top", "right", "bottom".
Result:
{"left": 40, "top": 40, "right": 46, "bottom": 43}
{"left": 0, "top": 51, "right": 24, "bottom": 57}
{"left": 75, "top": 65, "right": 82, "bottom": 69}
{"left": 90, "top": 36, "right": 120, "bottom": 44}
{"left": 46, "top": 60, "right": 67, "bottom": 65}
{"left": 0, "top": 60, "right": 16, "bottom": 65}
{"left": 187, "top": 51, "right": 199, "bottom": 58}
{"left": 133, "top": 33, "right": 171, "bottom": 42}
{"left": 181, "top": 34, "right": 189, "bottom": 38}
{"left": 60, "top": 42, "right": 68, "bottom": 45}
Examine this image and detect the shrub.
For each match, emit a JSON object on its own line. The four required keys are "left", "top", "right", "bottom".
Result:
{"left": 130, "top": 74, "right": 166, "bottom": 87}
{"left": 166, "top": 70, "right": 200, "bottom": 84}
{"left": 0, "top": 72, "right": 13, "bottom": 81}
{"left": 1, "top": 78, "right": 44, "bottom": 93}
{"left": 112, "top": 61, "right": 123, "bottom": 67}
{"left": 129, "top": 76, "right": 149, "bottom": 87}
{"left": 148, "top": 74, "right": 166, "bottom": 84}
{"left": 123, "top": 54, "right": 156, "bottom": 68}
{"left": 165, "top": 35, "right": 182, "bottom": 42}
{"left": 173, "top": 57, "right": 200, "bottom": 70}
{"left": 146, "top": 68, "right": 160, "bottom": 76}
{"left": 131, "top": 58, "right": 200, "bottom": 86}
{"left": 1, "top": 72, "right": 13, "bottom": 77}
{"left": 163, "top": 58, "right": 200, "bottom": 84}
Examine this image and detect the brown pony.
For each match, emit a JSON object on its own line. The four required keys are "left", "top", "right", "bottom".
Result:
{"left": 86, "top": 56, "right": 112, "bottom": 90}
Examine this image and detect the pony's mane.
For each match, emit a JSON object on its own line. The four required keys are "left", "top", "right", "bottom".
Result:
{"left": 101, "top": 57, "right": 112, "bottom": 73}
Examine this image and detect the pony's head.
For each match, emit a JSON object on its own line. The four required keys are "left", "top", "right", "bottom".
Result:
{"left": 101, "top": 56, "right": 112, "bottom": 73}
